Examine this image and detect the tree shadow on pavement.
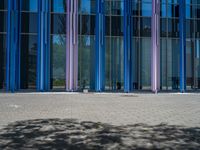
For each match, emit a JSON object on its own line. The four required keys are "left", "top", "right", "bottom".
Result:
{"left": 0, "top": 118, "right": 200, "bottom": 150}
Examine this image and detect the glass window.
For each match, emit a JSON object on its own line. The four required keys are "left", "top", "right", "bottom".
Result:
{"left": 20, "top": 35, "right": 37, "bottom": 89}
{"left": 140, "top": 17, "right": 151, "bottom": 37}
{"left": 51, "top": 14, "right": 66, "bottom": 34}
{"left": 104, "top": 0, "right": 124, "bottom": 91}
{"left": 78, "top": 15, "right": 95, "bottom": 35}
{"left": 141, "top": 3, "right": 152, "bottom": 17}
{"left": 50, "top": 35, "right": 66, "bottom": 89}
{"left": 0, "top": 0, "right": 7, "bottom": 10}
{"left": 78, "top": 0, "right": 96, "bottom": 90}
{"left": 21, "top": 0, "right": 38, "bottom": 12}
{"left": 51, "top": 0, "right": 66, "bottom": 13}
{"left": 0, "top": 34, "right": 6, "bottom": 89}
{"left": 160, "top": 38, "right": 180, "bottom": 90}
{"left": 21, "top": 13, "right": 38, "bottom": 33}
{"left": 78, "top": 36, "right": 95, "bottom": 89}
{"left": 78, "top": 0, "right": 96, "bottom": 14}
{"left": 0, "top": 12, "right": 7, "bottom": 33}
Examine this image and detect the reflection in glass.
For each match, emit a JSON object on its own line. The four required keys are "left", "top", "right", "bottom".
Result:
{"left": 20, "top": 35, "right": 37, "bottom": 89}
{"left": 51, "top": 0, "right": 66, "bottom": 13}
{"left": 51, "top": 14, "right": 66, "bottom": 34}
{"left": 78, "top": 0, "right": 96, "bottom": 90}
{"left": 21, "top": 0, "right": 38, "bottom": 12}
{"left": 131, "top": 1, "right": 152, "bottom": 90}
{"left": 0, "top": 35, "right": 6, "bottom": 89}
{"left": 20, "top": 8, "right": 38, "bottom": 89}
{"left": 132, "top": 38, "right": 151, "bottom": 90}
{"left": 185, "top": 2, "right": 200, "bottom": 90}
{"left": 160, "top": 39, "right": 180, "bottom": 90}
{"left": 160, "top": 1, "right": 180, "bottom": 91}
{"left": 21, "top": 13, "right": 38, "bottom": 33}
{"left": 104, "top": 0, "right": 124, "bottom": 91}
{"left": 78, "top": 0, "right": 96, "bottom": 14}
{"left": 0, "top": 2, "right": 7, "bottom": 89}
{"left": 50, "top": 35, "right": 66, "bottom": 89}
{"left": 78, "top": 36, "right": 95, "bottom": 89}
{"left": 186, "top": 39, "right": 200, "bottom": 89}
{"left": 50, "top": 2, "right": 66, "bottom": 90}
{"left": 0, "top": 0, "right": 7, "bottom": 10}
{"left": 0, "top": 12, "right": 7, "bottom": 32}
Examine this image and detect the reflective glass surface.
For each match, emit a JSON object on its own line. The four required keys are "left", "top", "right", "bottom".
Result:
{"left": 20, "top": 3, "right": 38, "bottom": 89}
{"left": 0, "top": 3, "right": 7, "bottom": 89}
{"left": 160, "top": 1, "right": 180, "bottom": 90}
{"left": 50, "top": 1, "right": 66, "bottom": 89}
{"left": 51, "top": 0, "right": 66, "bottom": 13}
{"left": 78, "top": 0, "right": 96, "bottom": 14}
{"left": 0, "top": 35, "right": 6, "bottom": 89}
{"left": 50, "top": 35, "right": 66, "bottom": 89}
{"left": 0, "top": 0, "right": 7, "bottom": 10}
{"left": 21, "top": 0, "right": 38, "bottom": 12}
{"left": 131, "top": 0, "right": 152, "bottom": 90}
{"left": 186, "top": 2, "right": 200, "bottom": 90}
{"left": 105, "top": 0, "right": 124, "bottom": 91}
{"left": 78, "top": 0, "right": 96, "bottom": 90}
{"left": 20, "top": 35, "right": 37, "bottom": 89}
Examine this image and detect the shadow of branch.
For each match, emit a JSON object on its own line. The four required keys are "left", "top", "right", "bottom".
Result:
{"left": 0, "top": 118, "right": 200, "bottom": 150}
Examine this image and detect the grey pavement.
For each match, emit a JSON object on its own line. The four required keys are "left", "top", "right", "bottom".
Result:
{"left": 0, "top": 93, "right": 200, "bottom": 149}
{"left": 0, "top": 93, "right": 200, "bottom": 127}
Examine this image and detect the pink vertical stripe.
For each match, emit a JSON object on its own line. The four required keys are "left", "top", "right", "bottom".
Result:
{"left": 151, "top": 0, "right": 160, "bottom": 93}
{"left": 66, "top": 0, "right": 78, "bottom": 91}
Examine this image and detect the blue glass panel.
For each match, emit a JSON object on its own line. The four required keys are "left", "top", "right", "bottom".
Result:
{"left": 21, "top": 0, "right": 38, "bottom": 12}
{"left": 51, "top": 0, "right": 66, "bottom": 13}
{"left": 0, "top": 0, "right": 7, "bottom": 10}
{"left": 79, "top": 0, "right": 96, "bottom": 14}
{"left": 0, "top": 34, "right": 6, "bottom": 89}
{"left": 50, "top": 35, "right": 66, "bottom": 89}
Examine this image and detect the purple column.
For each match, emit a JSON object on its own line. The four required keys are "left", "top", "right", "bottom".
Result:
{"left": 151, "top": 0, "right": 160, "bottom": 93}
{"left": 66, "top": 0, "right": 78, "bottom": 91}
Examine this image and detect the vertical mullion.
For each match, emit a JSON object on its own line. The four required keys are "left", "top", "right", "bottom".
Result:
{"left": 151, "top": 0, "right": 160, "bottom": 93}
{"left": 17, "top": 0, "right": 21, "bottom": 90}
{"left": 37, "top": 0, "right": 50, "bottom": 91}
{"left": 66, "top": 0, "right": 78, "bottom": 91}
{"left": 179, "top": 0, "right": 186, "bottom": 92}
{"left": 37, "top": 0, "right": 41, "bottom": 91}
{"left": 124, "top": 0, "right": 132, "bottom": 92}
{"left": 45, "top": 0, "right": 50, "bottom": 91}
{"left": 6, "top": 0, "right": 11, "bottom": 91}
{"left": 6, "top": 0, "right": 20, "bottom": 92}
{"left": 95, "top": 0, "right": 105, "bottom": 92}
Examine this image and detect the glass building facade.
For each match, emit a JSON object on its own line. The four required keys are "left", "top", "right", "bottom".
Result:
{"left": 0, "top": 0, "right": 200, "bottom": 93}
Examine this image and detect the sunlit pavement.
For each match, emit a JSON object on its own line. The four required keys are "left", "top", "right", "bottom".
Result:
{"left": 0, "top": 93, "right": 200, "bottom": 128}
{"left": 0, "top": 93, "right": 200, "bottom": 149}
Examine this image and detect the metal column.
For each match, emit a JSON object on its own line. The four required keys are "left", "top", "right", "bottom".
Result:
{"left": 179, "top": 0, "right": 186, "bottom": 92}
{"left": 151, "top": 0, "right": 160, "bottom": 93}
{"left": 37, "top": 0, "right": 50, "bottom": 91}
{"left": 6, "top": 0, "right": 20, "bottom": 92}
{"left": 95, "top": 0, "right": 105, "bottom": 92}
{"left": 124, "top": 0, "right": 132, "bottom": 92}
{"left": 66, "top": 0, "right": 78, "bottom": 91}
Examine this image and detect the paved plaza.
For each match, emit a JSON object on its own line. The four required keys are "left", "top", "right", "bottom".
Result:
{"left": 0, "top": 93, "right": 200, "bottom": 149}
